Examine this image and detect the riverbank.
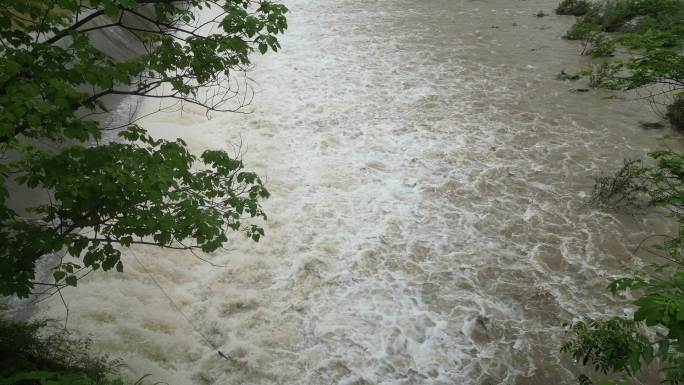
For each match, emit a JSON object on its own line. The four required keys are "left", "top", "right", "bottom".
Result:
{"left": 557, "top": 0, "right": 684, "bottom": 131}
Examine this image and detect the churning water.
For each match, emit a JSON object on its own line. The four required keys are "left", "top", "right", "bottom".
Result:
{"left": 32, "top": 0, "right": 684, "bottom": 384}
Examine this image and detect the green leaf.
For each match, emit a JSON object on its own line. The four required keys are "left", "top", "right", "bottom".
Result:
{"left": 52, "top": 271, "right": 66, "bottom": 282}
{"left": 65, "top": 276, "right": 77, "bottom": 287}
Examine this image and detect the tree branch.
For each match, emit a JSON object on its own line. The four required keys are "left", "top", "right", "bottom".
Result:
{"left": 44, "top": 9, "right": 106, "bottom": 45}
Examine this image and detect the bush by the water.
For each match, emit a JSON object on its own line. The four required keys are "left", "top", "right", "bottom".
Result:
{"left": 556, "top": 0, "right": 591, "bottom": 16}
{"left": 0, "top": 318, "right": 123, "bottom": 385}
{"left": 559, "top": 2, "right": 684, "bottom": 383}
{"left": 562, "top": 0, "right": 684, "bottom": 94}
{"left": 564, "top": 20, "right": 601, "bottom": 40}
{"left": 587, "top": 32, "right": 616, "bottom": 56}
{"left": 667, "top": 95, "right": 684, "bottom": 131}
{"left": 568, "top": 150, "right": 684, "bottom": 384}
{"left": 579, "top": 0, "right": 684, "bottom": 33}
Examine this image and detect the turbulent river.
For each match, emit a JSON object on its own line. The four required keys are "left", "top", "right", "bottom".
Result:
{"left": 34, "top": 0, "right": 684, "bottom": 384}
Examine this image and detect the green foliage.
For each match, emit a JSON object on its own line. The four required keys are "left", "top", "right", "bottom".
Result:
{"left": 582, "top": 62, "right": 622, "bottom": 89}
{"left": 562, "top": 318, "right": 652, "bottom": 378}
{"left": 0, "top": 318, "right": 122, "bottom": 384}
{"left": 2, "top": 127, "right": 269, "bottom": 297}
{"left": 566, "top": 150, "right": 684, "bottom": 384}
{"left": 0, "top": 0, "right": 287, "bottom": 144}
{"left": 588, "top": 33, "right": 616, "bottom": 57}
{"left": 0, "top": 371, "right": 119, "bottom": 385}
{"left": 556, "top": 0, "right": 592, "bottom": 16}
{"left": 589, "top": 41, "right": 684, "bottom": 93}
{"left": 580, "top": 0, "right": 684, "bottom": 33}
{"left": 667, "top": 95, "right": 684, "bottom": 131}
{"left": 0, "top": 0, "right": 287, "bottom": 297}
{"left": 565, "top": 20, "right": 602, "bottom": 40}
{"left": 563, "top": 9, "right": 616, "bottom": 57}
{"left": 590, "top": 159, "right": 648, "bottom": 209}
{"left": 561, "top": 0, "right": 684, "bottom": 129}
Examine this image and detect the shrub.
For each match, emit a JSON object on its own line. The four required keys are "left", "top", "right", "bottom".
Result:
{"left": 588, "top": 0, "right": 684, "bottom": 32}
{"left": 556, "top": 0, "right": 592, "bottom": 16}
{"left": 564, "top": 20, "right": 601, "bottom": 40}
{"left": 0, "top": 318, "right": 122, "bottom": 384}
{"left": 562, "top": 0, "right": 684, "bottom": 97}
{"left": 588, "top": 33, "right": 616, "bottom": 57}
{"left": 586, "top": 62, "right": 621, "bottom": 89}
{"left": 568, "top": 150, "right": 684, "bottom": 384}
{"left": 666, "top": 95, "right": 684, "bottom": 131}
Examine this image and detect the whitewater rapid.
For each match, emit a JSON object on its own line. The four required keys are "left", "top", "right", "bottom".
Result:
{"left": 34, "top": 0, "right": 684, "bottom": 384}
